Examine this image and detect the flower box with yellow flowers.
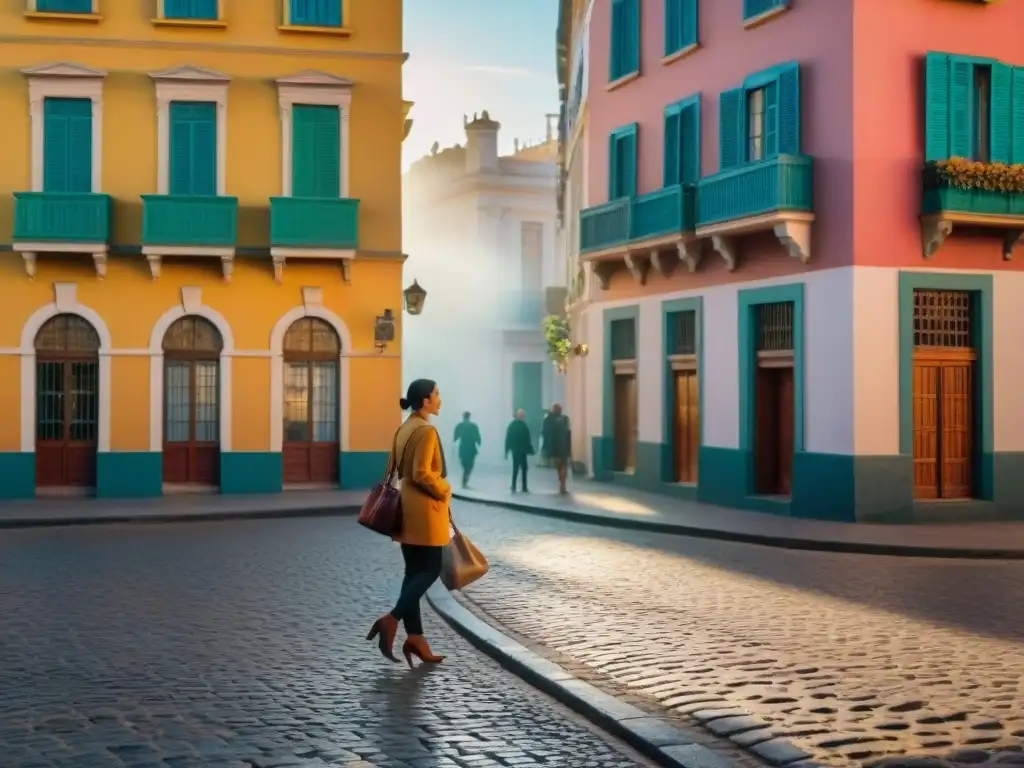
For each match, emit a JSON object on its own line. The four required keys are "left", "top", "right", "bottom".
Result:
{"left": 923, "top": 158, "right": 1024, "bottom": 216}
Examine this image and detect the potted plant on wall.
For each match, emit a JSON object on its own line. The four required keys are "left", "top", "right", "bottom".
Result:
{"left": 542, "top": 314, "right": 572, "bottom": 373}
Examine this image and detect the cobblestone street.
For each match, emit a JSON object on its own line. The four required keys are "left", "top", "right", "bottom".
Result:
{"left": 0, "top": 517, "right": 657, "bottom": 768}
{"left": 451, "top": 496, "right": 1024, "bottom": 767}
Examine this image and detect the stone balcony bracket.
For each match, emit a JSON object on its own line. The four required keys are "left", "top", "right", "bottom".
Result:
{"left": 920, "top": 212, "right": 1024, "bottom": 261}
{"left": 14, "top": 243, "right": 109, "bottom": 280}
{"left": 269, "top": 248, "right": 355, "bottom": 284}
{"left": 140, "top": 247, "right": 236, "bottom": 282}
{"left": 696, "top": 211, "right": 814, "bottom": 272}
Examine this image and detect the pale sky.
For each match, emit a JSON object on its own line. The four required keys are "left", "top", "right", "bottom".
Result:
{"left": 402, "top": 0, "right": 560, "bottom": 170}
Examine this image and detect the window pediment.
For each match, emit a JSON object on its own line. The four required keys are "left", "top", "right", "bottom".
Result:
{"left": 150, "top": 65, "right": 231, "bottom": 84}
{"left": 21, "top": 61, "right": 106, "bottom": 80}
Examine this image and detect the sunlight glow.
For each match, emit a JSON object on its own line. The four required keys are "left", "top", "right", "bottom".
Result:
{"left": 569, "top": 492, "right": 658, "bottom": 517}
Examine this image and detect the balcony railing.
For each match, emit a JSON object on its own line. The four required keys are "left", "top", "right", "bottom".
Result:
{"left": 579, "top": 184, "right": 696, "bottom": 253}
{"left": 141, "top": 195, "right": 238, "bottom": 247}
{"left": 697, "top": 154, "right": 813, "bottom": 227}
{"left": 922, "top": 182, "right": 1024, "bottom": 217}
{"left": 498, "top": 289, "right": 545, "bottom": 329}
{"left": 12, "top": 192, "right": 111, "bottom": 243}
{"left": 270, "top": 197, "right": 360, "bottom": 249}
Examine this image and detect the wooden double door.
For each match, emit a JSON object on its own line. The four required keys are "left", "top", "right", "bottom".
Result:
{"left": 612, "top": 372, "right": 637, "bottom": 471}
{"left": 754, "top": 364, "right": 794, "bottom": 496}
{"left": 671, "top": 369, "right": 699, "bottom": 483}
{"left": 912, "top": 356, "right": 974, "bottom": 499}
{"left": 163, "top": 359, "right": 220, "bottom": 485}
{"left": 35, "top": 358, "right": 99, "bottom": 488}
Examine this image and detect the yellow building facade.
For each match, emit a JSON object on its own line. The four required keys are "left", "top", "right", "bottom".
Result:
{"left": 0, "top": 0, "right": 406, "bottom": 498}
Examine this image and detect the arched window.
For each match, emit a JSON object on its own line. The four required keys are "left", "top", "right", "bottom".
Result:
{"left": 34, "top": 314, "right": 101, "bottom": 488}
{"left": 162, "top": 316, "right": 223, "bottom": 486}
{"left": 282, "top": 318, "right": 340, "bottom": 484}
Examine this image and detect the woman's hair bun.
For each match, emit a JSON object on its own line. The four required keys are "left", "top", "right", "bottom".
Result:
{"left": 399, "top": 397, "right": 410, "bottom": 410}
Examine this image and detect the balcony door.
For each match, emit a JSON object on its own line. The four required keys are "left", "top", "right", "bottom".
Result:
{"left": 35, "top": 314, "right": 100, "bottom": 489}
{"left": 162, "top": 316, "right": 222, "bottom": 487}
{"left": 282, "top": 318, "right": 340, "bottom": 485}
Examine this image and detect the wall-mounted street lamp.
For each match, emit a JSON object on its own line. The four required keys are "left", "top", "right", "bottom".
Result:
{"left": 374, "top": 309, "right": 395, "bottom": 353}
{"left": 403, "top": 279, "right": 427, "bottom": 315}
{"left": 573, "top": 343, "right": 589, "bottom": 358}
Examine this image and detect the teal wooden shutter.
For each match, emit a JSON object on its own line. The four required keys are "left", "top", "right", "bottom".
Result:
{"left": 663, "top": 108, "right": 682, "bottom": 186}
{"left": 292, "top": 105, "right": 340, "bottom": 197}
{"left": 169, "top": 102, "right": 216, "bottom": 196}
{"left": 38, "top": 0, "right": 92, "bottom": 12}
{"left": 680, "top": 97, "right": 700, "bottom": 184}
{"left": 775, "top": 62, "right": 799, "bottom": 155}
{"left": 743, "top": 0, "right": 785, "bottom": 20}
{"left": 291, "top": 0, "right": 341, "bottom": 26}
{"left": 990, "top": 63, "right": 1012, "bottom": 164}
{"left": 1012, "top": 67, "right": 1024, "bottom": 163}
{"left": 164, "top": 0, "right": 217, "bottom": 18}
{"left": 924, "top": 52, "right": 951, "bottom": 162}
{"left": 607, "top": 131, "right": 619, "bottom": 199}
{"left": 665, "top": 0, "right": 697, "bottom": 56}
{"left": 949, "top": 56, "right": 973, "bottom": 158}
{"left": 610, "top": 0, "right": 639, "bottom": 81}
{"left": 620, "top": 124, "right": 638, "bottom": 197}
{"left": 43, "top": 98, "right": 92, "bottom": 193}
{"left": 718, "top": 88, "right": 743, "bottom": 169}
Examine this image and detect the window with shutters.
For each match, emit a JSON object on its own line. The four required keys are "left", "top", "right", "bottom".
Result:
{"left": 43, "top": 98, "right": 93, "bottom": 194}
{"left": 664, "top": 0, "right": 698, "bottom": 57}
{"left": 36, "top": 0, "right": 94, "bottom": 12}
{"left": 292, "top": 105, "right": 341, "bottom": 198}
{"left": 923, "top": 52, "right": 1024, "bottom": 165}
{"left": 288, "top": 0, "right": 342, "bottom": 27}
{"left": 610, "top": 318, "right": 636, "bottom": 360}
{"left": 717, "top": 61, "right": 799, "bottom": 171}
{"left": 663, "top": 95, "right": 701, "bottom": 186}
{"left": 162, "top": 0, "right": 219, "bottom": 20}
{"left": 743, "top": 0, "right": 789, "bottom": 23}
{"left": 608, "top": 123, "right": 638, "bottom": 199}
{"left": 169, "top": 101, "right": 217, "bottom": 196}
{"left": 609, "top": 0, "right": 640, "bottom": 83}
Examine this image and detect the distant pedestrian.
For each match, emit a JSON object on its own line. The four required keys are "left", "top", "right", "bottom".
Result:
{"left": 452, "top": 411, "right": 481, "bottom": 489}
{"left": 504, "top": 408, "right": 534, "bottom": 493}
{"left": 542, "top": 403, "right": 572, "bottom": 495}
{"left": 366, "top": 378, "right": 448, "bottom": 668}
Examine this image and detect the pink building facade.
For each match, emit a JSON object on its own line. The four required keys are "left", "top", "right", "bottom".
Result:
{"left": 560, "top": 0, "right": 1024, "bottom": 523}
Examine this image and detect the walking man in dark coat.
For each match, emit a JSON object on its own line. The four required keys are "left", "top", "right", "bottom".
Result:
{"left": 542, "top": 403, "right": 572, "bottom": 495}
{"left": 504, "top": 408, "right": 534, "bottom": 493}
{"left": 453, "top": 411, "right": 482, "bottom": 488}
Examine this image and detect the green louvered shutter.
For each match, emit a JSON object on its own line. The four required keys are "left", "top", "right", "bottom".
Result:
{"left": 291, "top": 0, "right": 339, "bottom": 26}
{"left": 775, "top": 62, "right": 799, "bottom": 156}
{"left": 949, "top": 57, "right": 973, "bottom": 158}
{"left": 763, "top": 82, "right": 779, "bottom": 158}
{"left": 665, "top": 0, "right": 697, "bottom": 56}
{"left": 680, "top": 97, "right": 700, "bottom": 184}
{"left": 610, "top": 0, "right": 639, "bottom": 81}
{"left": 924, "top": 53, "right": 951, "bottom": 162}
{"left": 663, "top": 109, "right": 682, "bottom": 186}
{"left": 38, "top": 0, "right": 92, "bottom": 11}
{"left": 718, "top": 88, "right": 743, "bottom": 170}
{"left": 990, "top": 63, "right": 1012, "bottom": 164}
{"left": 292, "top": 105, "right": 340, "bottom": 197}
{"left": 43, "top": 98, "right": 92, "bottom": 193}
{"left": 608, "top": 131, "right": 619, "bottom": 198}
{"left": 169, "top": 102, "right": 216, "bottom": 196}
{"left": 619, "top": 125, "right": 638, "bottom": 198}
{"left": 165, "top": 0, "right": 216, "bottom": 17}
{"left": 1012, "top": 67, "right": 1024, "bottom": 163}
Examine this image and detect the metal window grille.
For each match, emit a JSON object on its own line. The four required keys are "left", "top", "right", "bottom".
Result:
{"left": 669, "top": 310, "right": 696, "bottom": 356}
{"left": 913, "top": 290, "right": 972, "bottom": 348}
{"left": 283, "top": 318, "right": 341, "bottom": 355}
{"left": 610, "top": 318, "right": 636, "bottom": 360}
{"left": 162, "top": 316, "right": 223, "bottom": 353}
{"left": 756, "top": 302, "right": 794, "bottom": 352}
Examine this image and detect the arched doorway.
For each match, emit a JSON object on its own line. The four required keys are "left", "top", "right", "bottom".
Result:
{"left": 35, "top": 314, "right": 101, "bottom": 489}
{"left": 282, "top": 317, "right": 340, "bottom": 484}
{"left": 162, "top": 316, "right": 223, "bottom": 486}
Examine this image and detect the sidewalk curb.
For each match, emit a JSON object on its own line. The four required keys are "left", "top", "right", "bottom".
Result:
{"left": 451, "top": 492, "right": 1024, "bottom": 560}
{"left": 0, "top": 504, "right": 362, "bottom": 530}
{"left": 427, "top": 583, "right": 754, "bottom": 768}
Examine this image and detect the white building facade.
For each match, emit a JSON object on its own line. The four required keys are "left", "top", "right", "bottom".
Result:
{"left": 403, "top": 114, "right": 565, "bottom": 464}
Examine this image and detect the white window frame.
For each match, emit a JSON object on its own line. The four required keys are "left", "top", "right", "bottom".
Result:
{"left": 150, "top": 65, "right": 231, "bottom": 195}
{"left": 23, "top": 63, "right": 106, "bottom": 193}
{"left": 27, "top": 0, "right": 100, "bottom": 12}
{"left": 275, "top": 71, "right": 353, "bottom": 198}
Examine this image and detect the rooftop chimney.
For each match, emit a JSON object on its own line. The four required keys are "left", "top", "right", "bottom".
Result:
{"left": 464, "top": 110, "right": 500, "bottom": 173}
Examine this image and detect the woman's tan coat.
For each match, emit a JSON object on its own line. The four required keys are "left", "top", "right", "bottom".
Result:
{"left": 388, "top": 414, "right": 452, "bottom": 547}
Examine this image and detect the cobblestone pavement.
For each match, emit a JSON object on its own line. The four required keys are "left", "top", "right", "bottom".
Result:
{"left": 0, "top": 518, "right": 659, "bottom": 768}
{"left": 450, "top": 500, "right": 1024, "bottom": 767}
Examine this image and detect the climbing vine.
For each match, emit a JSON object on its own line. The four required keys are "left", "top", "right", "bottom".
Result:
{"left": 542, "top": 314, "right": 572, "bottom": 370}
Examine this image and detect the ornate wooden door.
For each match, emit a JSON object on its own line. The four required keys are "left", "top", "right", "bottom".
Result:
{"left": 672, "top": 370, "right": 699, "bottom": 483}
{"left": 613, "top": 373, "right": 637, "bottom": 471}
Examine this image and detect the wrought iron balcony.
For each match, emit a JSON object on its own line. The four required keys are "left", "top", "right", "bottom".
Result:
{"left": 269, "top": 197, "right": 360, "bottom": 249}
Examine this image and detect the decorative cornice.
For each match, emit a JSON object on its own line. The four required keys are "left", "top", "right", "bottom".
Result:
{"left": 21, "top": 61, "right": 106, "bottom": 79}
{"left": 275, "top": 70, "right": 353, "bottom": 89}
{"left": 149, "top": 64, "right": 231, "bottom": 83}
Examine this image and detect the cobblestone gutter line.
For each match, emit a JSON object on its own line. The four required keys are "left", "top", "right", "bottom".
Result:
{"left": 427, "top": 583, "right": 807, "bottom": 768}
{"left": 450, "top": 492, "right": 1024, "bottom": 561}
{"left": 0, "top": 504, "right": 362, "bottom": 529}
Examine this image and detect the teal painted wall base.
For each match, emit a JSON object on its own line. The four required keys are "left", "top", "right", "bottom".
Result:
{"left": 0, "top": 452, "right": 36, "bottom": 499}
{"left": 340, "top": 451, "right": 389, "bottom": 490}
{"left": 97, "top": 452, "right": 162, "bottom": 498}
{"left": 220, "top": 452, "right": 283, "bottom": 494}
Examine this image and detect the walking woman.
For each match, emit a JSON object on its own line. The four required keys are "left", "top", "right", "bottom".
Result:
{"left": 366, "top": 378, "right": 451, "bottom": 667}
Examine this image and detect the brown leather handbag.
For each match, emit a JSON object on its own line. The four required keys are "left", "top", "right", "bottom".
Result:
{"left": 357, "top": 426, "right": 424, "bottom": 537}
{"left": 441, "top": 515, "right": 489, "bottom": 591}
